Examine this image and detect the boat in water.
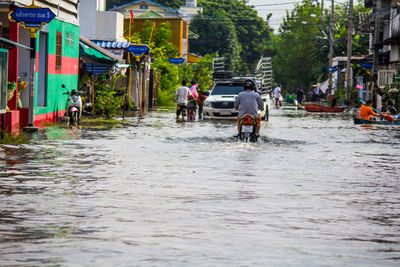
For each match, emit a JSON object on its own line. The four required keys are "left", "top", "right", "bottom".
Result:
{"left": 304, "top": 104, "right": 345, "bottom": 113}
{"left": 354, "top": 117, "right": 400, "bottom": 125}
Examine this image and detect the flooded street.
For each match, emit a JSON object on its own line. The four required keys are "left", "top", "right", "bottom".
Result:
{"left": 1, "top": 107, "right": 400, "bottom": 266}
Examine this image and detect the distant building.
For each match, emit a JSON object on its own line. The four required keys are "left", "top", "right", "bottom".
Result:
{"left": 110, "top": 0, "right": 202, "bottom": 62}
{"left": 179, "top": 0, "right": 203, "bottom": 21}
{"left": 80, "top": 0, "right": 126, "bottom": 42}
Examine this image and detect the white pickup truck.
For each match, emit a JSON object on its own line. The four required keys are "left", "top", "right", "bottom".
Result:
{"left": 203, "top": 81, "right": 270, "bottom": 121}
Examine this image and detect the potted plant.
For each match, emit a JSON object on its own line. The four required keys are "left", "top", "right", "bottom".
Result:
{"left": 17, "top": 81, "right": 28, "bottom": 108}
{"left": 7, "top": 81, "right": 17, "bottom": 110}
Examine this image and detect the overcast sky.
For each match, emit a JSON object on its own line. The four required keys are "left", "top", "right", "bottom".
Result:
{"left": 248, "top": 0, "right": 350, "bottom": 33}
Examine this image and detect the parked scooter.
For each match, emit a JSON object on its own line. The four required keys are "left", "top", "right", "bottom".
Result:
{"left": 237, "top": 114, "right": 258, "bottom": 142}
{"left": 63, "top": 84, "right": 82, "bottom": 126}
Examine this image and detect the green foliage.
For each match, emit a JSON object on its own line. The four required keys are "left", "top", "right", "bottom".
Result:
{"left": 94, "top": 75, "right": 125, "bottom": 120}
{"left": 192, "top": 53, "right": 215, "bottom": 91}
{"left": 191, "top": 0, "right": 272, "bottom": 71}
{"left": 134, "top": 19, "right": 213, "bottom": 106}
{"left": 0, "top": 130, "right": 28, "bottom": 145}
{"left": 140, "top": 21, "right": 178, "bottom": 59}
{"left": 334, "top": 86, "right": 359, "bottom": 106}
{"left": 272, "top": 0, "right": 370, "bottom": 92}
{"left": 152, "top": 57, "right": 214, "bottom": 106}
{"left": 190, "top": 13, "right": 241, "bottom": 71}
{"left": 154, "top": 61, "right": 180, "bottom": 106}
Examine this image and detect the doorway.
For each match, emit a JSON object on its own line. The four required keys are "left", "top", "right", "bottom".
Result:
{"left": 37, "top": 31, "right": 48, "bottom": 107}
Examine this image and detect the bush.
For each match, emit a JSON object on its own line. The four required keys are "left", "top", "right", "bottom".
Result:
{"left": 0, "top": 129, "right": 28, "bottom": 145}
{"left": 94, "top": 75, "right": 125, "bottom": 119}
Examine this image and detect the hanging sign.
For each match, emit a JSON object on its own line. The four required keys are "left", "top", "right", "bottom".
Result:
{"left": 9, "top": 3, "right": 56, "bottom": 38}
{"left": 360, "top": 63, "right": 373, "bottom": 70}
{"left": 127, "top": 44, "right": 149, "bottom": 56}
{"left": 326, "top": 67, "right": 338, "bottom": 72}
{"left": 168, "top": 58, "right": 184, "bottom": 65}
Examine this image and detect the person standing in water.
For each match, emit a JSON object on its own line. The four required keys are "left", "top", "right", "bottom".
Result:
{"left": 175, "top": 80, "right": 192, "bottom": 121}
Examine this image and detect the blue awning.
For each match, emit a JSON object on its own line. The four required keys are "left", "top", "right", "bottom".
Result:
{"left": 84, "top": 62, "right": 113, "bottom": 75}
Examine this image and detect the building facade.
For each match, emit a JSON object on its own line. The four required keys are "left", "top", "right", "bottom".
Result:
{"left": 2, "top": 0, "right": 80, "bottom": 131}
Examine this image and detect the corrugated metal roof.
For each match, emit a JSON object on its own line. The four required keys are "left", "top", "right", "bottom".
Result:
{"left": 92, "top": 40, "right": 131, "bottom": 49}
{"left": 80, "top": 36, "right": 126, "bottom": 63}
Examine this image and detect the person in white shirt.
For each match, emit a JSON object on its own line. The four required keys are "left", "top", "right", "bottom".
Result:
{"left": 175, "top": 80, "right": 192, "bottom": 121}
{"left": 273, "top": 84, "right": 282, "bottom": 108}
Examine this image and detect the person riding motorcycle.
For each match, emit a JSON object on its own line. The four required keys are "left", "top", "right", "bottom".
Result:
{"left": 234, "top": 79, "right": 264, "bottom": 136}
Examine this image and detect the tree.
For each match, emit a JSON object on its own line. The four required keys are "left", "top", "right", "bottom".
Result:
{"left": 272, "top": 0, "right": 370, "bottom": 91}
{"left": 191, "top": 0, "right": 273, "bottom": 71}
{"left": 190, "top": 12, "right": 241, "bottom": 71}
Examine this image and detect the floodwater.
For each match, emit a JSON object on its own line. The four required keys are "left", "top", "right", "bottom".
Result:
{"left": 1, "top": 107, "right": 400, "bottom": 266}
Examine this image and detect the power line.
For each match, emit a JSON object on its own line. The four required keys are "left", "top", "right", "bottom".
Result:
{"left": 251, "top": 1, "right": 300, "bottom": 7}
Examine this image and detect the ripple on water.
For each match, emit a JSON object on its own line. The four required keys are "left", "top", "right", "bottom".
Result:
{"left": 1, "top": 108, "right": 400, "bottom": 265}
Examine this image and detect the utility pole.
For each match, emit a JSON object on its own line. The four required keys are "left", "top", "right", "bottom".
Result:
{"left": 372, "top": 0, "right": 381, "bottom": 103}
{"left": 320, "top": 0, "right": 324, "bottom": 25}
{"left": 346, "top": 0, "right": 354, "bottom": 98}
{"left": 328, "top": 0, "right": 334, "bottom": 95}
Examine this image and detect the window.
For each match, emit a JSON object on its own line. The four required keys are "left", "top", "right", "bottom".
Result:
{"left": 56, "top": 31, "right": 62, "bottom": 70}
{"left": 65, "top": 32, "right": 74, "bottom": 47}
{"left": 140, "top": 4, "right": 148, "bottom": 9}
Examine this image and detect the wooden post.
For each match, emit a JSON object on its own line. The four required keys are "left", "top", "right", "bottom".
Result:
{"left": 328, "top": 0, "right": 334, "bottom": 95}
{"left": 372, "top": 0, "right": 381, "bottom": 106}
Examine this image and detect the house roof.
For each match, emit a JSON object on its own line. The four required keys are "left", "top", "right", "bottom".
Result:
{"left": 109, "top": 0, "right": 179, "bottom": 15}
{"left": 137, "top": 10, "right": 164, "bottom": 18}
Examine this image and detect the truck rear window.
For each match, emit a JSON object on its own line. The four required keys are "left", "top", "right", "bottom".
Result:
{"left": 211, "top": 85, "right": 244, "bottom": 95}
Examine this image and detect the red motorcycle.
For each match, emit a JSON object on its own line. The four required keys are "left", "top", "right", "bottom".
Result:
{"left": 238, "top": 114, "right": 258, "bottom": 142}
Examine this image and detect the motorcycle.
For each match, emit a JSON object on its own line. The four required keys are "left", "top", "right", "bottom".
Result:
{"left": 238, "top": 114, "right": 258, "bottom": 142}
{"left": 63, "top": 84, "right": 82, "bottom": 126}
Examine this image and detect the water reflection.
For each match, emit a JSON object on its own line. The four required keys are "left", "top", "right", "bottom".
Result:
{"left": 1, "top": 108, "right": 400, "bottom": 265}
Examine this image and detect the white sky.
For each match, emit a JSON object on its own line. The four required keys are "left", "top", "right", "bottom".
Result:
{"left": 248, "top": 0, "right": 350, "bottom": 33}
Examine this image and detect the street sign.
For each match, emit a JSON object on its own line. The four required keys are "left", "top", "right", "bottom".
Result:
{"left": 326, "top": 67, "right": 338, "bottom": 72}
{"left": 9, "top": 3, "right": 56, "bottom": 38}
{"left": 168, "top": 58, "right": 184, "bottom": 65}
{"left": 127, "top": 45, "right": 149, "bottom": 56}
{"left": 11, "top": 8, "right": 55, "bottom": 27}
{"left": 360, "top": 63, "right": 373, "bottom": 70}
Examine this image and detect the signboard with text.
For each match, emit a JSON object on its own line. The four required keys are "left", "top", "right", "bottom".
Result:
{"left": 9, "top": 4, "right": 56, "bottom": 38}
{"left": 11, "top": 7, "right": 55, "bottom": 27}
{"left": 168, "top": 58, "right": 184, "bottom": 65}
{"left": 127, "top": 45, "right": 149, "bottom": 56}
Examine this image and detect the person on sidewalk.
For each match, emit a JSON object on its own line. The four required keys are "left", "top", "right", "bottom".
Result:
{"left": 175, "top": 80, "right": 192, "bottom": 121}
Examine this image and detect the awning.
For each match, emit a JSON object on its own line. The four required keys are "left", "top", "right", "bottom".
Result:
{"left": 80, "top": 35, "right": 126, "bottom": 63}
{"left": 0, "top": 37, "right": 32, "bottom": 50}
{"left": 84, "top": 62, "right": 113, "bottom": 75}
{"left": 80, "top": 41, "right": 115, "bottom": 64}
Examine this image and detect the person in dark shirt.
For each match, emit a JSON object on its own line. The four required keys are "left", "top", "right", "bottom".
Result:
{"left": 296, "top": 86, "right": 305, "bottom": 108}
